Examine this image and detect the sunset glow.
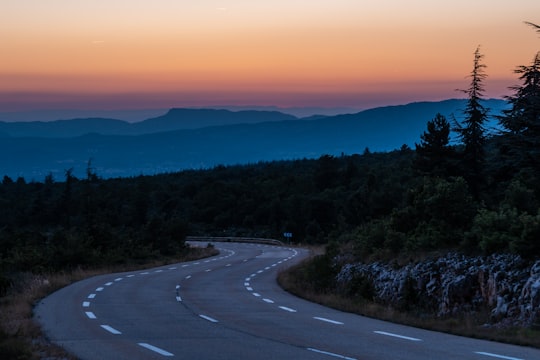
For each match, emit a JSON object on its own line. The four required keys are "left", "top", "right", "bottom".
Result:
{"left": 1, "top": 0, "right": 540, "bottom": 111}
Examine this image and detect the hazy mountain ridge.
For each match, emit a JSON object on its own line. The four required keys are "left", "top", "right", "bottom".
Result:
{"left": 0, "top": 99, "right": 508, "bottom": 180}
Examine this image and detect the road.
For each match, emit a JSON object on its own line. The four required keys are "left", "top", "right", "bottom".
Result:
{"left": 35, "top": 242, "right": 540, "bottom": 359}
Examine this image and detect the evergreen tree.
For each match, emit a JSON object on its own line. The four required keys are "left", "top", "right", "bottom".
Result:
{"left": 455, "top": 47, "right": 489, "bottom": 197}
{"left": 414, "top": 113, "right": 454, "bottom": 176}
{"left": 499, "top": 52, "right": 540, "bottom": 174}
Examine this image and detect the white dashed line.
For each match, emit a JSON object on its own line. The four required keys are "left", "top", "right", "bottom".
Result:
{"left": 475, "top": 352, "right": 524, "bottom": 360}
{"left": 205, "top": 269, "right": 212, "bottom": 272}
{"left": 244, "top": 282, "right": 250, "bottom": 286}
{"left": 85, "top": 312, "right": 97, "bottom": 319}
{"left": 105, "top": 282, "right": 114, "bottom": 286}
{"left": 226, "top": 264, "right": 232, "bottom": 267}
{"left": 176, "top": 296, "right": 182, "bottom": 302}
{"left": 374, "top": 331, "right": 422, "bottom": 342}
{"left": 155, "top": 270, "right": 163, "bottom": 273}
{"left": 307, "top": 347, "right": 357, "bottom": 360}
{"left": 127, "top": 274, "right": 135, "bottom": 278}
{"left": 263, "top": 298, "right": 274, "bottom": 304}
{"left": 252, "top": 293, "right": 261, "bottom": 297}
{"left": 82, "top": 301, "right": 90, "bottom": 307}
{"left": 185, "top": 275, "right": 192, "bottom": 280}
{"left": 96, "top": 287, "right": 104, "bottom": 292}
{"left": 246, "top": 287, "right": 253, "bottom": 291}
{"left": 140, "top": 272, "right": 149, "bottom": 275}
{"left": 168, "top": 267, "right": 177, "bottom": 270}
{"left": 88, "top": 294, "right": 96, "bottom": 299}
{"left": 279, "top": 306, "right": 297, "bottom": 313}
{"left": 313, "top": 317, "right": 344, "bottom": 325}
{"left": 138, "top": 343, "right": 174, "bottom": 357}
{"left": 101, "top": 325, "right": 122, "bottom": 334}
{"left": 115, "top": 277, "right": 123, "bottom": 281}
{"left": 199, "top": 314, "right": 219, "bottom": 323}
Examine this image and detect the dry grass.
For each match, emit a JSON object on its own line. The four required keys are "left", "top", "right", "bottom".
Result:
{"left": 278, "top": 259, "right": 540, "bottom": 349}
{"left": 0, "top": 246, "right": 218, "bottom": 360}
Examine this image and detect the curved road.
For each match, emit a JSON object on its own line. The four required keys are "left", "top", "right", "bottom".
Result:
{"left": 35, "top": 242, "right": 540, "bottom": 359}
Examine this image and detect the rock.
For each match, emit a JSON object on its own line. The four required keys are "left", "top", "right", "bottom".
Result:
{"left": 335, "top": 252, "right": 535, "bottom": 327}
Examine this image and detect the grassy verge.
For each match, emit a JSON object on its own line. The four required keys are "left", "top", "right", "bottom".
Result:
{"left": 277, "top": 257, "right": 540, "bottom": 349}
{"left": 0, "top": 246, "right": 218, "bottom": 360}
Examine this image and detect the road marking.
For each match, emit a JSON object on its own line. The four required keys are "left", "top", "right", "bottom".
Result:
{"left": 475, "top": 352, "right": 524, "bottom": 360}
{"left": 82, "top": 301, "right": 90, "bottom": 307}
{"left": 176, "top": 285, "right": 181, "bottom": 290}
{"left": 168, "top": 267, "right": 177, "bottom": 270}
{"left": 265, "top": 266, "right": 271, "bottom": 270}
{"left": 244, "top": 282, "right": 250, "bottom": 286}
{"left": 96, "top": 287, "right": 104, "bottom": 292}
{"left": 307, "top": 347, "right": 357, "bottom": 360}
{"left": 194, "top": 262, "right": 200, "bottom": 265}
{"left": 182, "top": 264, "right": 189, "bottom": 268}
{"left": 205, "top": 269, "right": 212, "bottom": 272}
{"left": 140, "top": 272, "right": 149, "bottom": 275}
{"left": 88, "top": 294, "right": 96, "bottom": 299}
{"left": 105, "top": 282, "right": 114, "bottom": 286}
{"left": 85, "top": 312, "right": 97, "bottom": 319}
{"left": 101, "top": 325, "right": 122, "bottom": 334}
{"left": 263, "top": 298, "right": 274, "bottom": 304}
{"left": 374, "top": 331, "right": 422, "bottom": 342}
{"left": 226, "top": 263, "right": 232, "bottom": 267}
{"left": 257, "top": 270, "right": 264, "bottom": 274}
{"left": 185, "top": 275, "right": 192, "bottom": 280}
{"left": 279, "top": 306, "right": 297, "bottom": 313}
{"left": 253, "top": 293, "right": 261, "bottom": 297}
{"left": 155, "top": 270, "right": 163, "bottom": 273}
{"left": 314, "top": 317, "right": 344, "bottom": 325}
{"left": 176, "top": 296, "right": 182, "bottom": 302}
{"left": 199, "top": 314, "right": 219, "bottom": 323}
{"left": 138, "top": 343, "right": 174, "bottom": 357}
{"left": 245, "top": 277, "right": 251, "bottom": 281}
{"left": 127, "top": 274, "right": 135, "bottom": 278}
{"left": 246, "top": 287, "right": 253, "bottom": 291}
{"left": 115, "top": 277, "right": 123, "bottom": 281}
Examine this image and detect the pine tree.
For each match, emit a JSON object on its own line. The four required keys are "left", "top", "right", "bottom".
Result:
{"left": 455, "top": 47, "right": 489, "bottom": 196}
{"left": 414, "top": 113, "right": 454, "bottom": 176}
{"left": 499, "top": 52, "right": 540, "bottom": 174}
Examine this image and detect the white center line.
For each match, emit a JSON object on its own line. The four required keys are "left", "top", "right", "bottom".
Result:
{"left": 313, "top": 317, "right": 344, "bottom": 325}
{"left": 199, "top": 314, "right": 219, "bottom": 323}
{"left": 85, "top": 312, "right": 97, "bottom": 319}
{"left": 374, "top": 331, "right": 422, "bottom": 342}
{"left": 101, "top": 325, "right": 122, "bottom": 334}
{"left": 307, "top": 347, "right": 357, "bottom": 360}
{"left": 279, "top": 306, "right": 297, "bottom": 313}
{"left": 475, "top": 352, "right": 524, "bottom": 360}
{"left": 138, "top": 343, "right": 174, "bottom": 357}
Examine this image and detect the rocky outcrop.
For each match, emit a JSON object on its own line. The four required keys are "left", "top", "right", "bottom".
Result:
{"left": 335, "top": 253, "right": 540, "bottom": 327}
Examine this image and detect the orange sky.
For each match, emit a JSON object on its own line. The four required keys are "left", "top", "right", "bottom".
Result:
{"left": 1, "top": 1, "right": 540, "bottom": 110}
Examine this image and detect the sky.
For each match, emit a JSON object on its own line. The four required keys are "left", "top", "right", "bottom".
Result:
{"left": 1, "top": 0, "right": 540, "bottom": 112}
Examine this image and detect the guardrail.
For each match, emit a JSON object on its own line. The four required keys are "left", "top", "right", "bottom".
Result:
{"left": 186, "top": 236, "right": 284, "bottom": 246}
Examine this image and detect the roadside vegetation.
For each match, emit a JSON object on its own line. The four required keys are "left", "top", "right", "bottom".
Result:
{"left": 1, "top": 21, "right": 540, "bottom": 359}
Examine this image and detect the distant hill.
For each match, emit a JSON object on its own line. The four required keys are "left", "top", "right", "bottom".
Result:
{"left": 0, "top": 99, "right": 508, "bottom": 180}
{"left": 0, "top": 109, "right": 298, "bottom": 138}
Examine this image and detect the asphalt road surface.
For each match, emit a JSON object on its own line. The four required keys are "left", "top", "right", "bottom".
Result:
{"left": 35, "top": 242, "right": 540, "bottom": 359}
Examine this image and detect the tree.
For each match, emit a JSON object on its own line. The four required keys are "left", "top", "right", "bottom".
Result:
{"left": 498, "top": 52, "right": 540, "bottom": 174}
{"left": 455, "top": 47, "right": 489, "bottom": 197}
{"left": 414, "top": 113, "right": 454, "bottom": 176}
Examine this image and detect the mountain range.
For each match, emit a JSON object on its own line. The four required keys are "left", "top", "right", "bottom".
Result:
{"left": 0, "top": 99, "right": 508, "bottom": 180}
